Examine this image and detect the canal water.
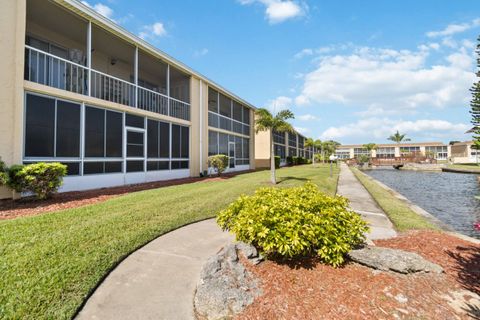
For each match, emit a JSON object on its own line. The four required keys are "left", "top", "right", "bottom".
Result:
{"left": 363, "top": 169, "right": 480, "bottom": 239}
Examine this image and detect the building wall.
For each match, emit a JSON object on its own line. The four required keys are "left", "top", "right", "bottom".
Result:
{"left": 254, "top": 129, "right": 271, "bottom": 168}
{"left": 0, "top": 0, "right": 26, "bottom": 199}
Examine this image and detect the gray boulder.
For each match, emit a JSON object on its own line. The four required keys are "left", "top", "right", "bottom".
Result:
{"left": 194, "top": 243, "right": 262, "bottom": 320}
{"left": 348, "top": 246, "right": 443, "bottom": 274}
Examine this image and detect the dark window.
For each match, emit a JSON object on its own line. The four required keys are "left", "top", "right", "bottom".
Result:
{"left": 147, "top": 119, "right": 159, "bottom": 158}
{"left": 147, "top": 161, "right": 169, "bottom": 171}
{"left": 235, "top": 136, "right": 242, "bottom": 159}
{"left": 171, "top": 124, "right": 181, "bottom": 158}
{"left": 159, "top": 122, "right": 170, "bottom": 158}
{"left": 208, "top": 88, "right": 218, "bottom": 112}
{"left": 83, "top": 162, "right": 104, "bottom": 175}
{"left": 208, "top": 112, "right": 218, "bottom": 128}
{"left": 233, "top": 101, "right": 243, "bottom": 122}
{"left": 126, "top": 160, "right": 144, "bottom": 172}
{"left": 171, "top": 160, "right": 189, "bottom": 169}
{"left": 105, "top": 161, "right": 122, "bottom": 173}
{"left": 126, "top": 114, "right": 144, "bottom": 128}
{"left": 85, "top": 107, "right": 105, "bottom": 157}
{"left": 243, "top": 138, "right": 250, "bottom": 159}
{"left": 208, "top": 131, "right": 218, "bottom": 156}
{"left": 126, "top": 131, "right": 144, "bottom": 157}
{"left": 242, "top": 107, "right": 250, "bottom": 125}
{"left": 25, "top": 94, "right": 55, "bottom": 157}
{"left": 106, "top": 111, "right": 122, "bottom": 157}
{"left": 56, "top": 100, "right": 80, "bottom": 157}
{"left": 219, "top": 94, "right": 231, "bottom": 117}
{"left": 63, "top": 162, "right": 80, "bottom": 175}
{"left": 181, "top": 126, "right": 189, "bottom": 158}
{"left": 219, "top": 133, "right": 228, "bottom": 155}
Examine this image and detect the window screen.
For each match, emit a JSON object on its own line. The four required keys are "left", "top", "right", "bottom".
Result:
{"left": 181, "top": 126, "right": 189, "bottom": 158}
{"left": 85, "top": 107, "right": 105, "bottom": 157}
{"left": 25, "top": 94, "right": 55, "bottom": 157}
{"left": 159, "top": 122, "right": 170, "bottom": 158}
{"left": 208, "top": 131, "right": 218, "bottom": 156}
{"left": 208, "top": 88, "right": 218, "bottom": 112}
{"left": 171, "top": 124, "right": 181, "bottom": 158}
{"left": 219, "top": 94, "right": 231, "bottom": 117}
{"left": 126, "top": 114, "right": 144, "bottom": 128}
{"left": 106, "top": 111, "right": 122, "bottom": 157}
{"left": 56, "top": 100, "right": 80, "bottom": 157}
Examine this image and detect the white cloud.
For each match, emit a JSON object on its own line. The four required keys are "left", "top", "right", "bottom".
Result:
{"left": 294, "top": 126, "right": 310, "bottom": 134}
{"left": 297, "top": 114, "right": 318, "bottom": 121}
{"left": 194, "top": 48, "right": 209, "bottom": 57}
{"left": 320, "top": 118, "right": 469, "bottom": 141}
{"left": 81, "top": 1, "right": 114, "bottom": 20}
{"left": 238, "top": 0, "right": 307, "bottom": 24}
{"left": 266, "top": 96, "right": 293, "bottom": 113}
{"left": 294, "top": 48, "right": 313, "bottom": 59}
{"left": 139, "top": 22, "right": 167, "bottom": 40}
{"left": 294, "top": 45, "right": 475, "bottom": 112}
{"left": 426, "top": 18, "right": 480, "bottom": 38}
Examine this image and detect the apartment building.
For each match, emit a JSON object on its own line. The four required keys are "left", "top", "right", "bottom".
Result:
{"left": 450, "top": 141, "right": 478, "bottom": 163}
{"left": 335, "top": 142, "right": 450, "bottom": 160}
{"left": 255, "top": 129, "right": 313, "bottom": 168}
{"left": 0, "top": 0, "right": 256, "bottom": 198}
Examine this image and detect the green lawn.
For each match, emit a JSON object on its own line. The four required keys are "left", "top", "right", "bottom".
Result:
{"left": 351, "top": 168, "right": 438, "bottom": 232}
{"left": 0, "top": 165, "right": 338, "bottom": 319}
{"left": 447, "top": 163, "right": 480, "bottom": 172}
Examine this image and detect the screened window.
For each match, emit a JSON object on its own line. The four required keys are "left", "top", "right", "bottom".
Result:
{"left": 85, "top": 106, "right": 123, "bottom": 158}
{"left": 24, "top": 94, "right": 81, "bottom": 158}
{"left": 219, "top": 133, "right": 229, "bottom": 155}
{"left": 208, "top": 88, "right": 218, "bottom": 112}
{"left": 219, "top": 93, "right": 231, "bottom": 117}
{"left": 233, "top": 101, "right": 243, "bottom": 122}
{"left": 25, "top": 94, "right": 56, "bottom": 157}
{"left": 243, "top": 107, "right": 250, "bottom": 125}
{"left": 126, "top": 114, "right": 144, "bottom": 128}
{"left": 126, "top": 131, "right": 144, "bottom": 157}
{"left": 208, "top": 131, "right": 218, "bottom": 156}
{"left": 288, "top": 133, "right": 297, "bottom": 148}
{"left": 147, "top": 119, "right": 170, "bottom": 159}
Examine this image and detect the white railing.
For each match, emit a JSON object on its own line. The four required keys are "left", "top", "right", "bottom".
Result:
{"left": 91, "top": 70, "right": 135, "bottom": 107}
{"left": 208, "top": 111, "right": 250, "bottom": 135}
{"left": 170, "top": 97, "right": 190, "bottom": 121}
{"left": 25, "top": 45, "right": 88, "bottom": 95}
{"left": 25, "top": 45, "right": 191, "bottom": 121}
{"left": 137, "top": 86, "right": 169, "bottom": 116}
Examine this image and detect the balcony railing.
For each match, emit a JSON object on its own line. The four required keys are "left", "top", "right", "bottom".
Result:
{"left": 25, "top": 45, "right": 190, "bottom": 121}
{"left": 208, "top": 111, "right": 250, "bottom": 135}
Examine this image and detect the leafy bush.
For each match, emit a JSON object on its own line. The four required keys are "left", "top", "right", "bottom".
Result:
{"left": 274, "top": 156, "right": 281, "bottom": 169}
{"left": 286, "top": 156, "right": 293, "bottom": 166}
{"left": 292, "top": 156, "right": 299, "bottom": 165}
{"left": 8, "top": 163, "right": 67, "bottom": 199}
{"left": 357, "top": 154, "right": 370, "bottom": 165}
{"left": 0, "top": 158, "right": 8, "bottom": 186}
{"left": 208, "top": 155, "right": 229, "bottom": 176}
{"left": 217, "top": 182, "right": 368, "bottom": 266}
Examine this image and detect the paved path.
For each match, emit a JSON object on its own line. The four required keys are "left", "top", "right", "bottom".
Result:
{"left": 76, "top": 219, "right": 233, "bottom": 320}
{"left": 337, "top": 163, "right": 397, "bottom": 240}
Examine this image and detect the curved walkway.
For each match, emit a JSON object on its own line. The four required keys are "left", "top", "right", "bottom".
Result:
{"left": 337, "top": 163, "right": 397, "bottom": 240}
{"left": 76, "top": 219, "right": 233, "bottom": 320}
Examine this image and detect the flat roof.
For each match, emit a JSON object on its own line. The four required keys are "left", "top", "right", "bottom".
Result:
{"left": 338, "top": 142, "right": 447, "bottom": 148}
{"left": 56, "top": 0, "right": 257, "bottom": 110}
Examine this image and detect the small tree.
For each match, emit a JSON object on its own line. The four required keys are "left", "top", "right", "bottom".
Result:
{"left": 305, "top": 138, "right": 322, "bottom": 165}
{"left": 208, "top": 155, "right": 229, "bottom": 176}
{"left": 0, "top": 158, "right": 8, "bottom": 186}
{"left": 255, "top": 108, "right": 294, "bottom": 184}
{"left": 388, "top": 131, "right": 411, "bottom": 144}
{"left": 362, "top": 143, "right": 378, "bottom": 164}
{"left": 469, "top": 35, "right": 480, "bottom": 164}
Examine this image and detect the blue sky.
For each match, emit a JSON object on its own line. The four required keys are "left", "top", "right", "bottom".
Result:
{"left": 82, "top": 0, "right": 480, "bottom": 144}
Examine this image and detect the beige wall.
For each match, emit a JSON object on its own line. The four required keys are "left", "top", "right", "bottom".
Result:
{"left": 254, "top": 129, "right": 271, "bottom": 168}
{"left": 189, "top": 76, "right": 200, "bottom": 176}
{"left": 0, "top": 0, "right": 26, "bottom": 199}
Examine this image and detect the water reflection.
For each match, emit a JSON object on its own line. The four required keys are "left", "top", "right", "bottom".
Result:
{"left": 364, "top": 169, "right": 480, "bottom": 239}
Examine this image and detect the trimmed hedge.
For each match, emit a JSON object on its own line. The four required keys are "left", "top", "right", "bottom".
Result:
{"left": 217, "top": 182, "right": 368, "bottom": 266}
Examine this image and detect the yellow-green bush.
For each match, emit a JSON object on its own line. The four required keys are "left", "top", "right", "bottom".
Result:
{"left": 217, "top": 182, "right": 368, "bottom": 266}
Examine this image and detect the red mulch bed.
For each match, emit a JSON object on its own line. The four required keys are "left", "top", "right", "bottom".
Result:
{"left": 0, "top": 171, "right": 254, "bottom": 220}
{"left": 238, "top": 231, "right": 480, "bottom": 320}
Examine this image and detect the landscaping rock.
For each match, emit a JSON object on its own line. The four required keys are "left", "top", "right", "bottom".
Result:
{"left": 194, "top": 243, "right": 262, "bottom": 320}
{"left": 348, "top": 246, "right": 443, "bottom": 274}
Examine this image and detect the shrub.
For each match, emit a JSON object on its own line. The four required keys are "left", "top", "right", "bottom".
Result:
{"left": 274, "top": 156, "right": 281, "bottom": 169}
{"left": 217, "top": 182, "right": 368, "bottom": 266}
{"left": 286, "top": 156, "right": 293, "bottom": 166}
{"left": 357, "top": 154, "right": 370, "bottom": 165}
{"left": 208, "top": 155, "right": 229, "bottom": 176}
{"left": 0, "top": 158, "right": 8, "bottom": 186}
{"left": 292, "top": 156, "right": 299, "bottom": 165}
{"left": 8, "top": 163, "right": 67, "bottom": 199}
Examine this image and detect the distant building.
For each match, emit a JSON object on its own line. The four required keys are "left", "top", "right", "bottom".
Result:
{"left": 336, "top": 141, "right": 478, "bottom": 164}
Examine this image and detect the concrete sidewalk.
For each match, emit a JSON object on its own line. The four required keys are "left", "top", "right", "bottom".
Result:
{"left": 76, "top": 219, "right": 233, "bottom": 320}
{"left": 337, "top": 163, "right": 397, "bottom": 240}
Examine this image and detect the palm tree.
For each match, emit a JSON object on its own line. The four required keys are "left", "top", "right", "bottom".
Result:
{"left": 388, "top": 131, "right": 411, "bottom": 144}
{"left": 321, "top": 140, "right": 341, "bottom": 162}
{"left": 362, "top": 143, "right": 378, "bottom": 164}
{"left": 305, "top": 138, "right": 322, "bottom": 165}
{"left": 255, "top": 108, "right": 294, "bottom": 184}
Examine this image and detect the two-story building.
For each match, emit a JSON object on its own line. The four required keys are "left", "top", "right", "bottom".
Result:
{"left": 0, "top": 0, "right": 257, "bottom": 198}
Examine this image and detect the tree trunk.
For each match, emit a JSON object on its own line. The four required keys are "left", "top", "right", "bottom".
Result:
{"left": 312, "top": 148, "right": 315, "bottom": 165}
{"left": 270, "top": 134, "right": 276, "bottom": 184}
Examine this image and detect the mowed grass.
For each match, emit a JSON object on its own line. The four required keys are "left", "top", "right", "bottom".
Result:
{"left": 0, "top": 165, "right": 338, "bottom": 319}
{"left": 447, "top": 163, "right": 480, "bottom": 172}
{"left": 351, "top": 168, "right": 438, "bottom": 232}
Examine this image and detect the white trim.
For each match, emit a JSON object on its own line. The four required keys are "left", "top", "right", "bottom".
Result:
{"left": 87, "top": 21, "right": 92, "bottom": 96}
{"left": 199, "top": 79, "right": 203, "bottom": 173}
